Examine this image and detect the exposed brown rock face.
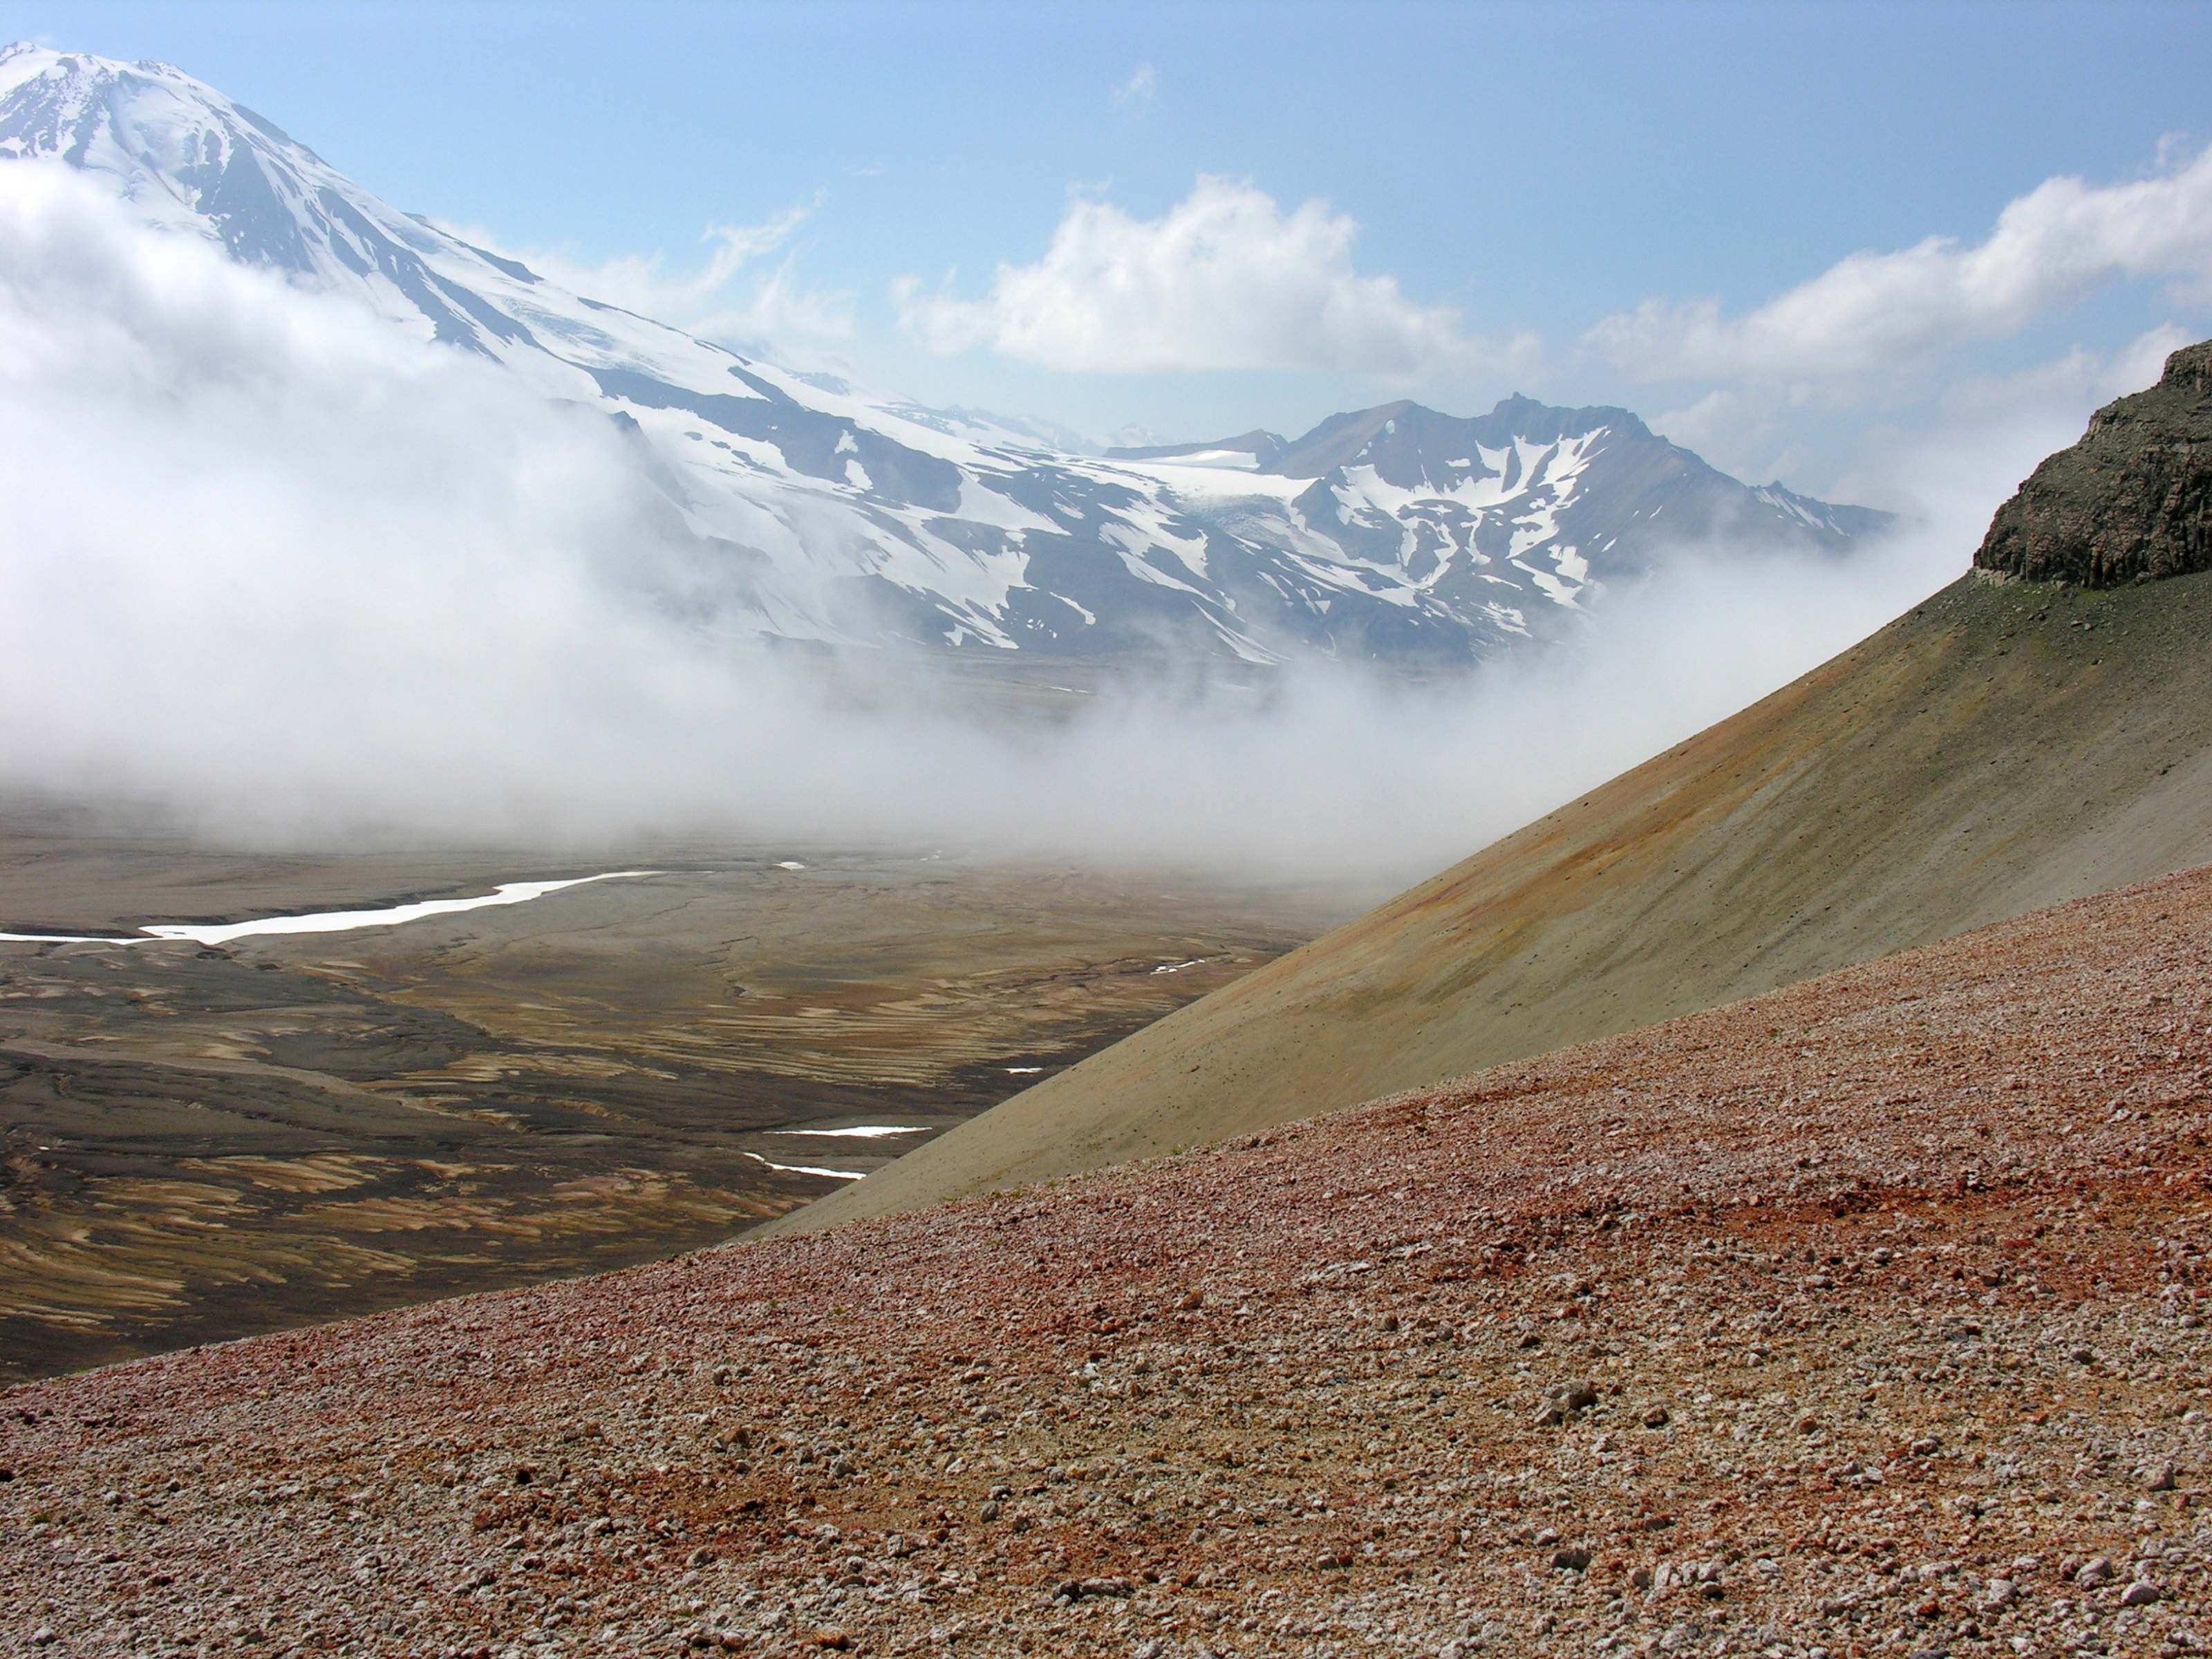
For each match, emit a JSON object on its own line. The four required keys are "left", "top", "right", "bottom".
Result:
{"left": 8, "top": 863, "right": 2212, "bottom": 1656}
{"left": 1976, "top": 339, "right": 2212, "bottom": 586}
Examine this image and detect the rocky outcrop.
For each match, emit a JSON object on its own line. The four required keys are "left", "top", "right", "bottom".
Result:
{"left": 1976, "top": 339, "right": 2212, "bottom": 585}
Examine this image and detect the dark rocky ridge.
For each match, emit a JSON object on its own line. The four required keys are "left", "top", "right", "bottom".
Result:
{"left": 1976, "top": 338, "right": 2212, "bottom": 585}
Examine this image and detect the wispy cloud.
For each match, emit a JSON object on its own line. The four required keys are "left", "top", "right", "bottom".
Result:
{"left": 1590, "top": 145, "right": 2212, "bottom": 381}
{"left": 1112, "top": 63, "right": 1157, "bottom": 109}
{"left": 447, "top": 196, "right": 852, "bottom": 343}
{"left": 1647, "top": 326, "right": 2187, "bottom": 507}
{"left": 897, "top": 175, "right": 1481, "bottom": 375}
{"left": 1938, "top": 323, "right": 2193, "bottom": 417}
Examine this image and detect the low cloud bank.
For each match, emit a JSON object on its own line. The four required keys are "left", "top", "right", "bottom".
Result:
{"left": 0, "top": 169, "right": 2069, "bottom": 886}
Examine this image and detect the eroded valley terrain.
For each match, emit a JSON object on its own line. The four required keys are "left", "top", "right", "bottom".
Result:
{"left": 0, "top": 806, "right": 1353, "bottom": 1380}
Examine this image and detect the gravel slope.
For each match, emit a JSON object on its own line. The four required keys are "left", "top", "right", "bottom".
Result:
{"left": 8, "top": 863, "right": 2212, "bottom": 1657}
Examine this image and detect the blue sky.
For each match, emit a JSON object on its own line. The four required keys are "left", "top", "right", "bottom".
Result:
{"left": 5, "top": 0, "right": 2211, "bottom": 499}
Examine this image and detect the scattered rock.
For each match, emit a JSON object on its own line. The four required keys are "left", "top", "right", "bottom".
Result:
{"left": 2124, "top": 1581, "right": 2165, "bottom": 1607}
{"left": 1535, "top": 1379, "right": 1598, "bottom": 1424}
{"left": 1641, "top": 1405, "right": 1671, "bottom": 1428}
{"left": 1055, "top": 1576, "right": 1132, "bottom": 1602}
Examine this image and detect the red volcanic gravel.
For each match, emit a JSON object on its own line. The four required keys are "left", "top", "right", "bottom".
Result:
{"left": 10, "top": 865, "right": 2212, "bottom": 1658}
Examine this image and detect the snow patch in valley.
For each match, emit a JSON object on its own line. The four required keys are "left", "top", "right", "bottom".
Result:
{"left": 743, "top": 1152, "right": 865, "bottom": 1181}
{"left": 0, "top": 872, "right": 659, "bottom": 947}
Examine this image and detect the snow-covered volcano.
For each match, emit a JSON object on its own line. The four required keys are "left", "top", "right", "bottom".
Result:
{"left": 0, "top": 42, "right": 1890, "bottom": 664}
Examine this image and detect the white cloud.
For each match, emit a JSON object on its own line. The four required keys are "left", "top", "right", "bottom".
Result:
{"left": 447, "top": 197, "right": 852, "bottom": 343}
{"left": 1112, "top": 63, "right": 1157, "bottom": 108}
{"left": 1649, "top": 325, "right": 2194, "bottom": 498}
{"left": 0, "top": 162, "right": 1991, "bottom": 889}
{"left": 897, "top": 175, "right": 1473, "bottom": 374}
{"left": 1649, "top": 387, "right": 1794, "bottom": 485}
{"left": 1591, "top": 145, "right": 2212, "bottom": 379}
{"left": 1939, "top": 323, "right": 2192, "bottom": 418}
{"left": 689, "top": 260, "right": 856, "bottom": 352}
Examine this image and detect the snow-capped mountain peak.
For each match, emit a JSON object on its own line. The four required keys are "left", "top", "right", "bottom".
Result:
{"left": 0, "top": 43, "right": 1892, "bottom": 664}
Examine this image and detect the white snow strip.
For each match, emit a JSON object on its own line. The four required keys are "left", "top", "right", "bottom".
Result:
{"left": 744, "top": 1152, "right": 867, "bottom": 1181}
{"left": 0, "top": 872, "right": 659, "bottom": 947}
{"left": 1098, "top": 458, "right": 1309, "bottom": 504}
{"left": 768, "top": 1125, "right": 930, "bottom": 1139}
{"left": 1100, "top": 498, "right": 1213, "bottom": 581}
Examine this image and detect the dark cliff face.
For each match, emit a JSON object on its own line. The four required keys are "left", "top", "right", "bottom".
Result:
{"left": 1975, "top": 340, "right": 2212, "bottom": 587}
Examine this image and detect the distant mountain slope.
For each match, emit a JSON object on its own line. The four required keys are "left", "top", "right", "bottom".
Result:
{"left": 776, "top": 341, "right": 2212, "bottom": 1231}
{"left": 0, "top": 42, "right": 1889, "bottom": 664}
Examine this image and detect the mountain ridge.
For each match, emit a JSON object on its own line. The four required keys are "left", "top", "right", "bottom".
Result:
{"left": 1975, "top": 338, "right": 2212, "bottom": 587}
{"left": 0, "top": 41, "right": 1891, "bottom": 666}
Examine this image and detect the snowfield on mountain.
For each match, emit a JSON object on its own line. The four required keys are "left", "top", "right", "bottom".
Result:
{"left": 0, "top": 42, "right": 1889, "bottom": 666}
